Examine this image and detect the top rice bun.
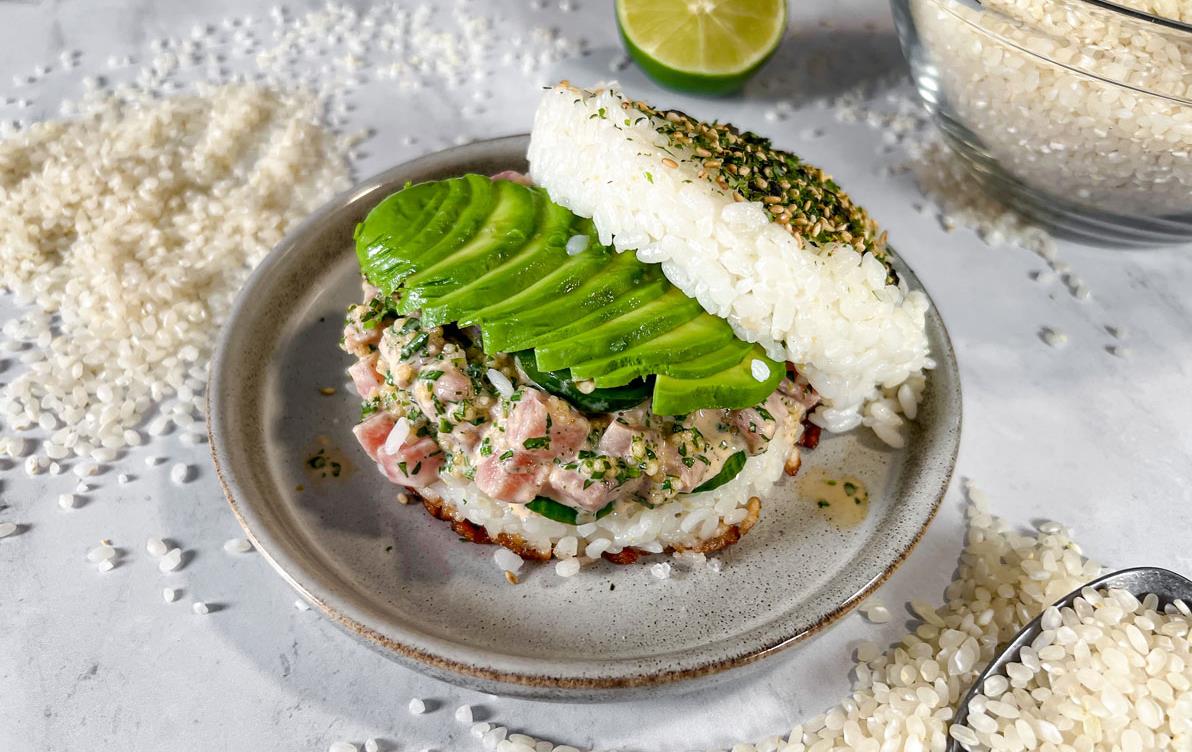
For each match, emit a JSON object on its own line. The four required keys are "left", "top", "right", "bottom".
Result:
{"left": 528, "top": 83, "right": 933, "bottom": 447}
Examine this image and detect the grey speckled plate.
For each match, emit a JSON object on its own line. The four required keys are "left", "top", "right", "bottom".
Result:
{"left": 208, "top": 135, "right": 961, "bottom": 701}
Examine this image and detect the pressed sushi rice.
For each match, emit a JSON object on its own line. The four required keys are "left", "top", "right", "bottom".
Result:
{"left": 528, "top": 84, "right": 933, "bottom": 446}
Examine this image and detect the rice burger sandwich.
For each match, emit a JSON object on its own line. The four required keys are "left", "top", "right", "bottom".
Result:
{"left": 340, "top": 82, "right": 932, "bottom": 572}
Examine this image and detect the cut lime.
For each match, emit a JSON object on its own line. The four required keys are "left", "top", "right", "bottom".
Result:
{"left": 615, "top": 0, "right": 787, "bottom": 96}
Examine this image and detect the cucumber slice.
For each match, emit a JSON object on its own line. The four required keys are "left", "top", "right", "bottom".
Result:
{"left": 526, "top": 496, "right": 614, "bottom": 525}
{"left": 515, "top": 351, "right": 651, "bottom": 413}
{"left": 690, "top": 450, "right": 747, "bottom": 493}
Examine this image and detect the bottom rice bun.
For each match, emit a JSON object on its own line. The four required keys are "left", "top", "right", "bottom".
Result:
{"left": 340, "top": 81, "right": 928, "bottom": 572}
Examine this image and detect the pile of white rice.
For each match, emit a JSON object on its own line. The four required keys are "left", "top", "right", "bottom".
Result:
{"left": 954, "top": 586, "right": 1192, "bottom": 751}
{"left": 0, "top": 85, "right": 351, "bottom": 464}
{"left": 429, "top": 425, "right": 793, "bottom": 573}
{"left": 527, "top": 84, "right": 932, "bottom": 447}
{"left": 909, "top": 0, "right": 1192, "bottom": 218}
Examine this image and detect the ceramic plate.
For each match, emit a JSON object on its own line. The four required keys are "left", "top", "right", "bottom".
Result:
{"left": 208, "top": 135, "right": 961, "bottom": 700}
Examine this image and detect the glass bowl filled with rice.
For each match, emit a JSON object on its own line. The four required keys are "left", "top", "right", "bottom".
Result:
{"left": 890, "top": 0, "right": 1192, "bottom": 246}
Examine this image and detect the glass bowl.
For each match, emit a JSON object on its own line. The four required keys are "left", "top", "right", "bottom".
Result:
{"left": 890, "top": 0, "right": 1192, "bottom": 246}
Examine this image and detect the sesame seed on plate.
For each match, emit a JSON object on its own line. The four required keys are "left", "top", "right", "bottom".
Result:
{"left": 192, "top": 601, "right": 210, "bottom": 615}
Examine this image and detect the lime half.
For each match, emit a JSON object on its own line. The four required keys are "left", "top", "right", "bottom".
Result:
{"left": 615, "top": 0, "right": 787, "bottom": 96}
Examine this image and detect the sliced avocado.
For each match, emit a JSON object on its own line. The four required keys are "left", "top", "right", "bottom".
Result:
{"left": 480, "top": 251, "right": 658, "bottom": 353}
{"left": 651, "top": 344, "right": 784, "bottom": 416}
{"left": 491, "top": 275, "right": 670, "bottom": 356}
{"left": 420, "top": 199, "right": 577, "bottom": 327}
{"left": 464, "top": 223, "right": 610, "bottom": 325}
{"left": 355, "top": 179, "right": 454, "bottom": 293}
{"left": 362, "top": 174, "right": 497, "bottom": 296}
{"left": 534, "top": 287, "right": 705, "bottom": 372}
{"left": 403, "top": 174, "right": 497, "bottom": 268}
{"left": 354, "top": 176, "right": 792, "bottom": 417}
{"left": 569, "top": 314, "right": 735, "bottom": 385}
{"left": 399, "top": 180, "right": 537, "bottom": 312}
{"left": 655, "top": 338, "right": 754, "bottom": 380}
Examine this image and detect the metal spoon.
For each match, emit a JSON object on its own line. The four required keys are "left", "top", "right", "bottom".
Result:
{"left": 947, "top": 566, "right": 1192, "bottom": 752}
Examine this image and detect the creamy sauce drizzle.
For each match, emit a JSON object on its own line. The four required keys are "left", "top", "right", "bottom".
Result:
{"left": 797, "top": 467, "right": 869, "bottom": 528}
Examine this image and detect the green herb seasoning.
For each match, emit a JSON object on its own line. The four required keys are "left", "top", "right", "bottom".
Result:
{"left": 625, "top": 97, "right": 892, "bottom": 275}
{"left": 305, "top": 448, "right": 343, "bottom": 479}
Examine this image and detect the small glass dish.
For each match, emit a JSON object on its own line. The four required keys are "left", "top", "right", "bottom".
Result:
{"left": 890, "top": 0, "right": 1192, "bottom": 246}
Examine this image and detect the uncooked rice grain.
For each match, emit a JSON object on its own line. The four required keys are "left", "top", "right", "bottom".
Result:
{"left": 954, "top": 587, "right": 1192, "bottom": 750}
{"left": 223, "top": 538, "right": 253, "bottom": 554}
{"left": 910, "top": 0, "right": 1192, "bottom": 217}
{"left": 0, "top": 84, "right": 350, "bottom": 464}
{"left": 170, "top": 463, "right": 193, "bottom": 485}
{"left": 158, "top": 548, "right": 183, "bottom": 573}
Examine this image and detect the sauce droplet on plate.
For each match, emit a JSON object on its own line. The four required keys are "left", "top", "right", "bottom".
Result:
{"left": 797, "top": 467, "right": 870, "bottom": 528}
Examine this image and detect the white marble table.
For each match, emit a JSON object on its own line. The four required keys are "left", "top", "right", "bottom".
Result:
{"left": 3, "top": 0, "right": 1191, "bottom": 750}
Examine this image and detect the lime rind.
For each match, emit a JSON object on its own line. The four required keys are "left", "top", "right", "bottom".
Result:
{"left": 615, "top": 0, "right": 786, "bottom": 95}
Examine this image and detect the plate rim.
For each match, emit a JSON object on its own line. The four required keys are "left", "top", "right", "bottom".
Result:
{"left": 208, "top": 134, "right": 962, "bottom": 696}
